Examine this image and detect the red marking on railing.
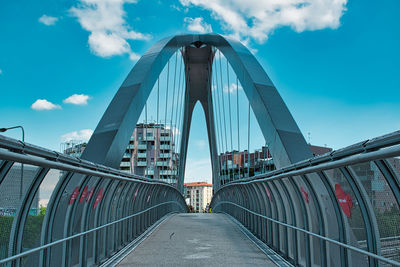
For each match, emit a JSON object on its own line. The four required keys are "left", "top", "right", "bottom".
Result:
{"left": 335, "top": 184, "right": 353, "bottom": 217}
{"left": 300, "top": 186, "right": 309, "bottom": 203}
{"left": 69, "top": 186, "right": 80, "bottom": 205}
{"left": 86, "top": 187, "right": 94, "bottom": 203}
{"left": 80, "top": 186, "right": 88, "bottom": 203}
{"left": 265, "top": 185, "right": 272, "bottom": 201}
{"left": 93, "top": 188, "right": 104, "bottom": 209}
{"left": 133, "top": 188, "right": 139, "bottom": 202}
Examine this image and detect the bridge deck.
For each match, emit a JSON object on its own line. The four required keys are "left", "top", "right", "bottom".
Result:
{"left": 118, "top": 213, "right": 276, "bottom": 266}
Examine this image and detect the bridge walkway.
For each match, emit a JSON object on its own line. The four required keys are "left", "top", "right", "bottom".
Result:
{"left": 118, "top": 213, "right": 276, "bottom": 266}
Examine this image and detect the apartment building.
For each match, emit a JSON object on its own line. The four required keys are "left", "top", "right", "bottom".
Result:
{"left": 184, "top": 182, "right": 212, "bottom": 212}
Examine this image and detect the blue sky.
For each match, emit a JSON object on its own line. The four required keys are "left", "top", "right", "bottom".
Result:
{"left": 0, "top": 0, "right": 399, "bottom": 183}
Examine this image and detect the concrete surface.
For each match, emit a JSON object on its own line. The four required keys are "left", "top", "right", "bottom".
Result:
{"left": 118, "top": 213, "right": 276, "bottom": 266}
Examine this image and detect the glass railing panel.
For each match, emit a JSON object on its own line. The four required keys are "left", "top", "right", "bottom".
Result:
{"left": 21, "top": 168, "right": 62, "bottom": 266}
{"left": 0, "top": 163, "right": 39, "bottom": 261}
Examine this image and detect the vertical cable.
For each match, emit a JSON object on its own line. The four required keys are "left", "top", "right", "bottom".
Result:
{"left": 226, "top": 58, "right": 233, "bottom": 181}
{"left": 164, "top": 60, "right": 170, "bottom": 128}
{"left": 263, "top": 141, "right": 266, "bottom": 173}
{"left": 218, "top": 51, "right": 228, "bottom": 182}
{"left": 170, "top": 52, "right": 178, "bottom": 182}
{"left": 155, "top": 78, "right": 160, "bottom": 179}
{"left": 247, "top": 101, "right": 251, "bottom": 177}
{"left": 213, "top": 52, "right": 224, "bottom": 182}
{"left": 145, "top": 102, "right": 148, "bottom": 177}
{"left": 236, "top": 76, "right": 241, "bottom": 179}
{"left": 170, "top": 52, "right": 178, "bottom": 128}
{"left": 163, "top": 60, "right": 170, "bottom": 180}
{"left": 157, "top": 78, "right": 160, "bottom": 124}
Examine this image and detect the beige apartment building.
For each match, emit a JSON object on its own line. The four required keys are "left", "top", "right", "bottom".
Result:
{"left": 184, "top": 182, "right": 212, "bottom": 212}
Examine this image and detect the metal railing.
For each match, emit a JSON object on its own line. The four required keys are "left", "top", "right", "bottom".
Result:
{"left": 211, "top": 130, "right": 400, "bottom": 267}
{"left": 0, "top": 135, "right": 186, "bottom": 266}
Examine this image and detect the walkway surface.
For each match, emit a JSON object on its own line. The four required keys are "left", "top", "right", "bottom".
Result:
{"left": 118, "top": 213, "right": 276, "bottom": 266}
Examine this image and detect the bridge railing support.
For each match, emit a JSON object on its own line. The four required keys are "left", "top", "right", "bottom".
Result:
{"left": 211, "top": 130, "right": 400, "bottom": 267}
{"left": 0, "top": 135, "right": 186, "bottom": 266}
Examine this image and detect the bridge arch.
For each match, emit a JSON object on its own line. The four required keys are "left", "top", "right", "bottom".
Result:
{"left": 81, "top": 33, "right": 312, "bottom": 192}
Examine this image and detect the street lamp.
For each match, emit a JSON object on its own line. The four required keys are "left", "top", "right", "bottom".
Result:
{"left": 0, "top": 126, "right": 25, "bottom": 199}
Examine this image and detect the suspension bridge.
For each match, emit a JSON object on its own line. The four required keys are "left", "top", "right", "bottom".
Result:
{"left": 0, "top": 34, "right": 400, "bottom": 266}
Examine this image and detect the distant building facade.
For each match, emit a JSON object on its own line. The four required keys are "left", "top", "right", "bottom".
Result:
{"left": 218, "top": 144, "right": 333, "bottom": 184}
{"left": 62, "top": 123, "right": 179, "bottom": 185}
{"left": 184, "top": 182, "right": 212, "bottom": 213}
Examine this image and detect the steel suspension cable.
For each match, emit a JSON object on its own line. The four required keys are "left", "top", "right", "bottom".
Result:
{"left": 170, "top": 51, "right": 178, "bottom": 130}
{"left": 214, "top": 53, "right": 225, "bottom": 155}
{"left": 218, "top": 51, "right": 229, "bottom": 179}
{"left": 262, "top": 141, "right": 266, "bottom": 173}
{"left": 213, "top": 52, "right": 225, "bottom": 180}
{"left": 247, "top": 101, "right": 251, "bottom": 177}
{"left": 236, "top": 76, "right": 241, "bottom": 179}
{"left": 176, "top": 50, "right": 186, "bottom": 175}
{"left": 164, "top": 60, "right": 170, "bottom": 129}
{"left": 169, "top": 52, "right": 179, "bottom": 180}
{"left": 156, "top": 78, "right": 160, "bottom": 178}
{"left": 145, "top": 102, "right": 148, "bottom": 176}
{"left": 226, "top": 58, "right": 233, "bottom": 181}
{"left": 211, "top": 53, "right": 223, "bottom": 181}
{"left": 157, "top": 78, "right": 160, "bottom": 124}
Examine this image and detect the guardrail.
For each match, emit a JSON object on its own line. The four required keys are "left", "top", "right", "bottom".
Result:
{"left": 211, "top": 130, "right": 400, "bottom": 267}
{"left": 0, "top": 135, "right": 186, "bottom": 266}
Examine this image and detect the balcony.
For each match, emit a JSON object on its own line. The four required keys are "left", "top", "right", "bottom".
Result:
{"left": 144, "top": 136, "right": 154, "bottom": 141}
{"left": 159, "top": 153, "right": 170, "bottom": 158}
{"left": 120, "top": 162, "right": 131, "bottom": 167}
{"left": 160, "top": 136, "right": 171, "bottom": 141}
{"left": 156, "top": 161, "right": 169, "bottom": 167}
{"left": 127, "top": 144, "right": 135, "bottom": 149}
{"left": 137, "top": 152, "right": 147, "bottom": 158}
{"left": 145, "top": 169, "right": 154, "bottom": 175}
{"left": 123, "top": 153, "right": 131, "bottom": 158}
{"left": 137, "top": 144, "right": 147, "bottom": 150}
{"left": 159, "top": 170, "right": 177, "bottom": 175}
{"left": 137, "top": 161, "right": 147, "bottom": 167}
{"left": 160, "top": 145, "right": 170, "bottom": 150}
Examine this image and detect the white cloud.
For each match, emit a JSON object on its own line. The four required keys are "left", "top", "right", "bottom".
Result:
{"left": 180, "top": 0, "right": 347, "bottom": 43}
{"left": 223, "top": 82, "right": 242, "bottom": 93}
{"left": 38, "top": 15, "right": 59, "bottom": 26}
{"left": 171, "top": 4, "right": 188, "bottom": 13}
{"left": 70, "top": 0, "right": 151, "bottom": 60}
{"left": 61, "top": 129, "right": 93, "bottom": 142}
{"left": 63, "top": 94, "right": 91, "bottom": 105}
{"left": 184, "top": 17, "right": 212, "bottom": 33}
{"left": 31, "top": 99, "right": 61, "bottom": 110}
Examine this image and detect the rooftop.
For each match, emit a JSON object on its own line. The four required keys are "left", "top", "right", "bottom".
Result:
{"left": 184, "top": 182, "right": 212, "bottom": 187}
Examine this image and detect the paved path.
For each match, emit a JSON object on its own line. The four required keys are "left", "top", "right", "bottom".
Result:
{"left": 118, "top": 213, "right": 276, "bottom": 266}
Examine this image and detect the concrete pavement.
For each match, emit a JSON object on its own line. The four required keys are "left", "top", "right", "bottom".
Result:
{"left": 118, "top": 213, "right": 276, "bottom": 266}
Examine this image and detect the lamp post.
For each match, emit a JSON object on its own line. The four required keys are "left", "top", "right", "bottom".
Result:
{"left": 0, "top": 126, "right": 25, "bottom": 199}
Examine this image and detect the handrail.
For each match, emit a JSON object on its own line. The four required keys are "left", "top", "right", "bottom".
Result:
{"left": 214, "top": 201, "right": 400, "bottom": 267}
{"left": 0, "top": 201, "right": 182, "bottom": 264}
